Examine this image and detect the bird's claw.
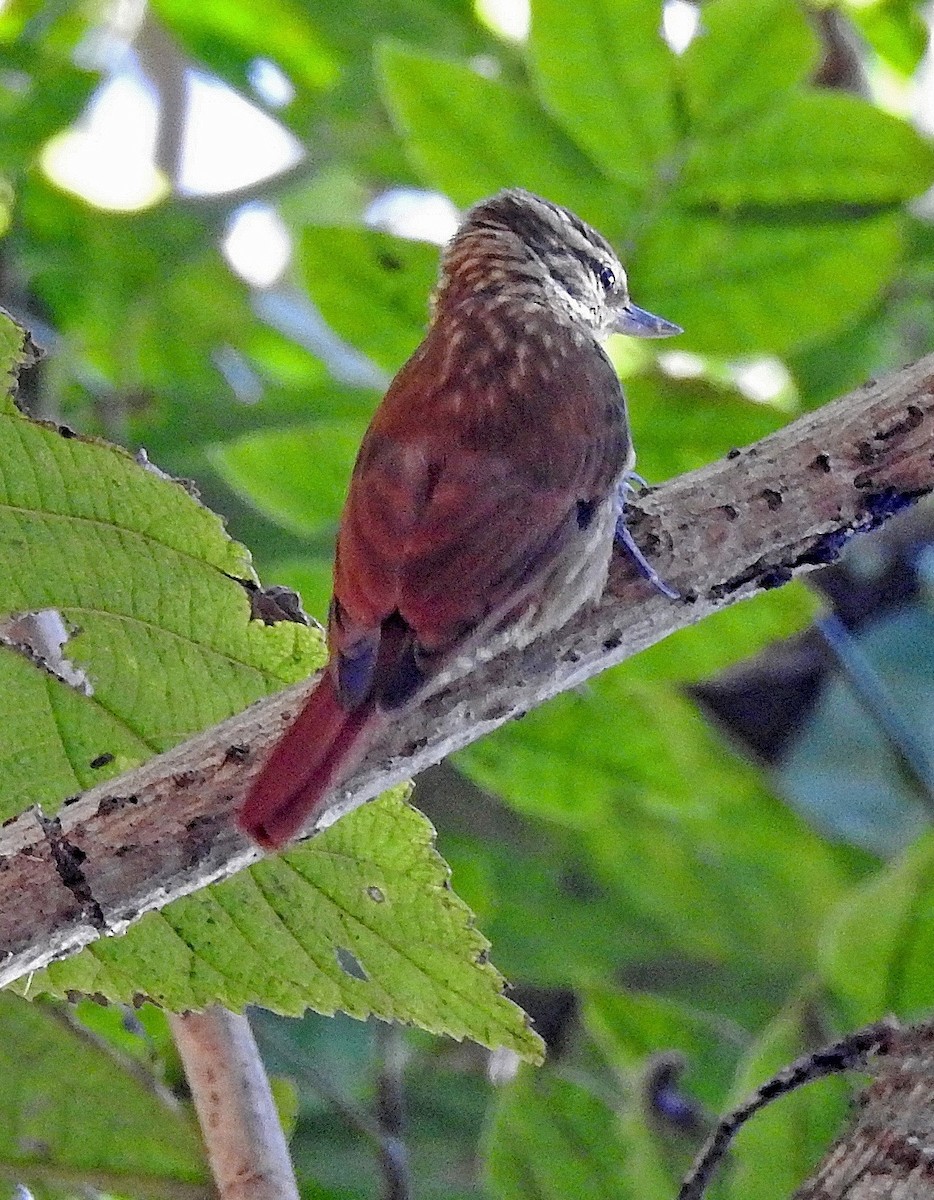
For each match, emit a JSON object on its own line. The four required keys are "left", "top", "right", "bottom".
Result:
{"left": 614, "top": 519, "right": 680, "bottom": 599}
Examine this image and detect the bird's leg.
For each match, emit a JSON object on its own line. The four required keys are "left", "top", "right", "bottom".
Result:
{"left": 614, "top": 475, "right": 680, "bottom": 601}
{"left": 622, "top": 471, "right": 648, "bottom": 494}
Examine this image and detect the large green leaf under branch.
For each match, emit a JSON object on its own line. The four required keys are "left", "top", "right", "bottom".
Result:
{"left": 0, "top": 312, "right": 541, "bottom": 1062}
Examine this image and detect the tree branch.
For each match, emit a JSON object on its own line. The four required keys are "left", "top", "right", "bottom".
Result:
{"left": 1, "top": 355, "right": 933, "bottom": 989}
{"left": 679, "top": 1017, "right": 934, "bottom": 1200}
{"left": 797, "top": 1020, "right": 934, "bottom": 1200}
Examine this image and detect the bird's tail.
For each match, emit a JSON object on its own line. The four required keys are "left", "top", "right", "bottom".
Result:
{"left": 237, "top": 672, "right": 378, "bottom": 850}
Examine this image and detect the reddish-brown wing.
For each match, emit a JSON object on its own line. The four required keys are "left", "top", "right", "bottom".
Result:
{"left": 329, "top": 309, "right": 630, "bottom": 708}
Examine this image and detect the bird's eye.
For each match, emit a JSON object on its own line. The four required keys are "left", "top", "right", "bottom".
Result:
{"left": 598, "top": 264, "right": 616, "bottom": 291}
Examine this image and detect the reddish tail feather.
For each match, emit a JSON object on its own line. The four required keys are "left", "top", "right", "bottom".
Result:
{"left": 237, "top": 673, "right": 378, "bottom": 850}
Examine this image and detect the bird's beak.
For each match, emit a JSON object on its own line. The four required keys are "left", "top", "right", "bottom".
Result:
{"left": 613, "top": 301, "right": 682, "bottom": 339}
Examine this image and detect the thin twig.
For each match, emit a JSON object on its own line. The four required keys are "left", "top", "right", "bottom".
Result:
{"left": 679, "top": 1019, "right": 899, "bottom": 1200}
{"left": 374, "top": 1024, "right": 411, "bottom": 1200}
{"left": 170, "top": 1006, "right": 300, "bottom": 1200}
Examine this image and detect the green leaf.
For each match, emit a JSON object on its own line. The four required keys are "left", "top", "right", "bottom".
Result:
{"left": 820, "top": 832, "right": 934, "bottom": 1026}
{"left": 0, "top": 993, "right": 208, "bottom": 1196}
{"left": 721, "top": 994, "right": 851, "bottom": 1200}
{"left": 486, "top": 1072, "right": 636, "bottom": 1200}
{"left": 439, "top": 822, "right": 665, "bottom": 993}
{"left": 152, "top": 0, "right": 339, "bottom": 92}
{"left": 377, "top": 42, "right": 625, "bottom": 236}
{"left": 682, "top": 93, "right": 934, "bottom": 207}
{"left": 633, "top": 209, "right": 903, "bottom": 354}
{"left": 212, "top": 421, "right": 367, "bottom": 539}
{"left": 680, "top": 0, "right": 820, "bottom": 131}
{"left": 488, "top": 1066, "right": 682, "bottom": 1200}
{"left": 459, "top": 587, "right": 861, "bottom": 986}
{"left": 0, "top": 642, "right": 153, "bottom": 812}
{"left": 0, "top": 15, "right": 97, "bottom": 177}
{"left": 584, "top": 986, "right": 744, "bottom": 1108}
{"left": 1, "top": 312, "right": 536, "bottom": 1058}
{"left": 625, "top": 374, "right": 787, "bottom": 482}
{"left": 0, "top": 362, "right": 323, "bottom": 774}
{"left": 22, "top": 180, "right": 255, "bottom": 400}
{"left": 845, "top": 0, "right": 929, "bottom": 76}
{"left": 21, "top": 792, "right": 544, "bottom": 1063}
{"left": 299, "top": 226, "right": 439, "bottom": 372}
{"left": 777, "top": 609, "right": 934, "bottom": 856}
{"left": 529, "top": 0, "right": 676, "bottom": 186}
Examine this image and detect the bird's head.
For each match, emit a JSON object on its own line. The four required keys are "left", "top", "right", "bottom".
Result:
{"left": 435, "top": 188, "right": 681, "bottom": 344}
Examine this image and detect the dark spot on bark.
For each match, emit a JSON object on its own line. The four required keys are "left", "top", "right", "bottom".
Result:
{"left": 875, "top": 405, "right": 924, "bottom": 441}
{"left": 718, "top": 504, "right": 738, "bottom": 521}
{"left": 185, "top": 814, "right": 216, "bottom": 834}
{"left": 90, "top": 753, "right": 114, "bottom": 769}
{"left": 225, "top": 743, "right": 250, "bottom": 763}
{"left": 710, "top": 559, "right": 786, "bottom": 601}
{"left": 40, "top": 815, "right": 105, "bottom": 929}
{"left": 97, "top": 794, "right": 138, "bottom": 817}
{"left": 811, "top": 452, "right": 831, "bottom": 473}
{"left": 759, "top": 567, "right": 793, "bottom": 590}
{"left": 801, "top": 529, "right": 850, "bottom": 565}
{"left": 62, "top": 793, "right": 82, "bottom": 806}
{"left": 854, "top": 471, "right": 874, "bottom": 489}
{"left": 856, "top": 441, "right": 877, "bottom": 466}
{"left": 173, "top": 771, "right": 201, "bottom": 789}
{"left": 726, "top": 448, "right": 741, "bottom": 460}
{"left": 762, "top": 488, "right": 783, "bottom": 511}
{"left": 861, "top": 488, "right": 920, "bottom": 524}
{"left": 602, "top": 632, "right": 622, "bottom": 652}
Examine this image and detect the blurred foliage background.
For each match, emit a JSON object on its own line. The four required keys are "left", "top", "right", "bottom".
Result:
{"left": 2, "top": 0, "right": 934, "bottom": 1196}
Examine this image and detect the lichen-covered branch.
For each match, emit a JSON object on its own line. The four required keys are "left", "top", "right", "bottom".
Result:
{"left": 1, "top": 355, "right": 932, "bottom": 988}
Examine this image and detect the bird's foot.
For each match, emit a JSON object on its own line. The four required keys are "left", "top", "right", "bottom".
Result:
{"left": 614, "top": 472, "right": 679, "bottom": 599}
{"left": 614, "top": 518, "right": 680, "bottom": 600}
{"left": 614, "top": 475, "right": 680, "bottom": 603}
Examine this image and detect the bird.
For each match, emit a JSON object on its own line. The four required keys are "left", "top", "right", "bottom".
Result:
{"left": 238, "top": 188, "right": 681, "bottom": 850}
